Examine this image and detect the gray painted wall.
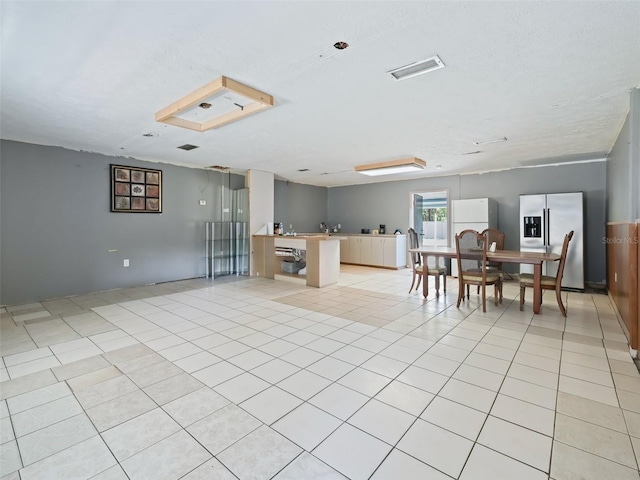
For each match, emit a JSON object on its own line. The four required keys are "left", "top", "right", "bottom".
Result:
{"left": 328, "top": 161, "right": 607, "bottom": 284}
{"left": 274, "top": 179, "right": 328, "bottom": 234}
{"left": 459, "top": 163, "right": 606, "bottom": 283}
{"left": 607, "top": 88, "right": 640, "bottom": 223}
{"left": 0, "top": 140, "right": 244, "bottom": 305}
{"left": 328, "top": 176, "right": 461, "bottom": 235}
{"left": 0, "top": 138, "right": 615, "bottom": 304}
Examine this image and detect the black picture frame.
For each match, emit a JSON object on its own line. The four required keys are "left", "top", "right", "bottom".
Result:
{"left": 110, "top": 164, "right": 162, "bottom": 213}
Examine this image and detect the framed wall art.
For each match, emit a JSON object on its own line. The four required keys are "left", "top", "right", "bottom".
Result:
{"left": 110, "top": 164, "right": 162, "bottom": 213}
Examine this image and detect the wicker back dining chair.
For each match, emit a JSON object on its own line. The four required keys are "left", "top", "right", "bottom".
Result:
{"left": 407, "top": 228, "right": 446, "bottom": 296}
{"left": 478, "top": 228, "right": 506, "bottom": 301}
{"left": 455, "top": 229, "right": 502, "bottom": 312}
{"left": 519, "top": 230, "right": 574, "bottom": 316}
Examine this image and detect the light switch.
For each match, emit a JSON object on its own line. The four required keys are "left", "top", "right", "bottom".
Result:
{"left": 199, "top": 200, "right": 207, "bottom": 206}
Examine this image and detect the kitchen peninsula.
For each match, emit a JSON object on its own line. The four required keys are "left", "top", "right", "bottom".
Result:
{"left": 252, "top": 234, "right": 344, "bottom": 288}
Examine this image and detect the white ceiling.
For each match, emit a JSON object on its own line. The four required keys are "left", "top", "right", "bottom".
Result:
{"left": 2, "top": 1, "right": 639, "bottom": 187}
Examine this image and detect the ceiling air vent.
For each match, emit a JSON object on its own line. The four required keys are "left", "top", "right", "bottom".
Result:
{"left": 177, "top": 144, "right": 199, "bottom": 151}
{"left": 388, "top": 55, "right": 445, "bottom": 81}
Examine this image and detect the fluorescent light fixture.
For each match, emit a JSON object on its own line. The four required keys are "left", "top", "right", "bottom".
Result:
{"left": 355, "top": 157, "right": 426, "bottom": 176}
{"left": 388, "top": 55, "right": 445, "bottom": 81}
{"left": 155, "top": 76, "right": 274, "bottom": 132}
{"left": 473, "top": 136, "right": 507, "bottom": 146}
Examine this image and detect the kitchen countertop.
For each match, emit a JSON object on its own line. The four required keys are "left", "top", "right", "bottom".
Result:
{"left": 329, "top": 233, "right": 405, "bottom": 237}
{"left": 253, "top": 233, "right": 405, "bottom": 239}
{"left": 253, "top": 234, "right": 345, "bottom": 240}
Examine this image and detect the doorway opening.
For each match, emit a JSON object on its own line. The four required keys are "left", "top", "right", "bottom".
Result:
{"left": 410, "top": 190, "right": 448, "bottom": 247}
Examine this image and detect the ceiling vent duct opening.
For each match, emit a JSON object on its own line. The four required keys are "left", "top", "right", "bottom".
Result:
{"left": 388, "top": 55, "right": 445, "bottom": 81}
{"left": 177, "top": 144, "right": 199, "bottom": 151}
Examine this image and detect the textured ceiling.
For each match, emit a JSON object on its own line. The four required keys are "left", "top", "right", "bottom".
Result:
{"left": 1, "top": 1, "right": 639, "bottom": 187}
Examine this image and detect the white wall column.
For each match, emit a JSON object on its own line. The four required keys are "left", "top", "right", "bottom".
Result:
{"left": 248, "top": 169, "right": 274, "bottom": 275}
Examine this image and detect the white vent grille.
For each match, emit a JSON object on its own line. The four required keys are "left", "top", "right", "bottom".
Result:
{"left": 388, "top": 55, "right": 445, "bottom": 81}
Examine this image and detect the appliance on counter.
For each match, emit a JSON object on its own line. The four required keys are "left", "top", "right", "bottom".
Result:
{"left": 450, "top": 198, "right": 498, "bottom": 277}
{"left": 520, "top": 192, "right": 584, "bottom": 290}
{"left": 379, "top": 225, "right": 386, "bottom": 234}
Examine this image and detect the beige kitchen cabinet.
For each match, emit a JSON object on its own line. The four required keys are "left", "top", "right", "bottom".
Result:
{"left": 348, "top": 236, "right": 361, "bottom": 264}
{"left": 371, "top": 237, "right": 384, "bottom": 265}
{"left": 382, "top": 236, "right": 407, "bottom": 268}
{"left": 359, "top": 237, "right": 373, "bottom": 265}
{"left": 340, "top": 238, "right": 350, "bottom": 263}
{"left": 340, "top": 234, "right": 406, "bottom": 269}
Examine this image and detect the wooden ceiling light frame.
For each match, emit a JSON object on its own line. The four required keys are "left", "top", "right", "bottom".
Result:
{"left": 155, "top": 76, "right": 274, "bottom": 132}
{"left": 355, "top": 157, "right": 426, "bottom": 176}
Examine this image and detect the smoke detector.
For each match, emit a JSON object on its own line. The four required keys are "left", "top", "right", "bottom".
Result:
{"left": 388, "top": 55, "right": 445, "bottom": 81}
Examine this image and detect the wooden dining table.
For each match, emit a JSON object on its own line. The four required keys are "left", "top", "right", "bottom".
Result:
{"left": 409, "top": 247, "right": 561, "bottom": 314}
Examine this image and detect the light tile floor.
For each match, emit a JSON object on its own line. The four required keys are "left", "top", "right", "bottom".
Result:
{"left": 1, "top": 265, "right": 640, "bottom": 479}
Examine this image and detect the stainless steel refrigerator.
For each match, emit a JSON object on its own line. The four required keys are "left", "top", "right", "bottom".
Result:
{"left": 520, "top": 192, "right": 584, "bottom": 290}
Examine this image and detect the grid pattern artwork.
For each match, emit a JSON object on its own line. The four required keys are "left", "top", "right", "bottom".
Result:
{"left": 110, "top": 164, "right": 162, "bottom": 213}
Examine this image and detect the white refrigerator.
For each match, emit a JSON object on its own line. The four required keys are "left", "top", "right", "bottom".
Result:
{"left": 520, "top": 192, "right": 584, "bottom": 290}
{"left": 450, "top": 198, "right": 498, "bottom": 277}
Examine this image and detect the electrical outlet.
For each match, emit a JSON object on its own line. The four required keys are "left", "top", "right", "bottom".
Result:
{"left": 199, "top": 200, "right": 207, "bottom": 206}
{"left": 124, "top": 259, "right": 129, "bottom": 267}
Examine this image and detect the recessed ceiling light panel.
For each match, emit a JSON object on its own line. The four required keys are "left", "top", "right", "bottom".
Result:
{"left": 355, "top": 157, "right": 426, "bottom": 176}
{"left": 388, "top": 55, "right": 445, "bottom": 81}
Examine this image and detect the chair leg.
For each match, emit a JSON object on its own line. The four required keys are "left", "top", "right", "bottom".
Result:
{"left": 519, "top": 285, "right": 525, "bottom": 311}
{"left": 435, "top": 275, "right": 440, "bottom": 297}
{"left": 556, "top": 288, "right": 567, "bottom": 317}
{"left": 481, "top": 284, "right": 487, "bottom": 312}
{"left": 466, "top": 284, "right": 470, "bottom": 299}
{"left": 408, "top": 273, "right": 416, "bottom": 293}
{"left": 416, "top": 274, "right": 422, "bottom": 292}
{"left": 457, "top": 278, "right": 464, "bottom": 307}
{"left": 494, "top": 284, "right": 498, "bottom": 306}
{"left": 443, "top": 274, "right": 446, "bottom": 292}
